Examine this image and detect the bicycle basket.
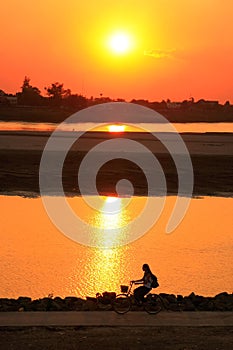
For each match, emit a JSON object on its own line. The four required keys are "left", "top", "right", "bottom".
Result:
{"left": 120, "top": 285, "right": 129, "bottom": 293}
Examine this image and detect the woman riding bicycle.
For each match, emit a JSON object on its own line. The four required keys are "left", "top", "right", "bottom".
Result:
{"left": 131, "top": 263, "right": 154, "bottom": 305}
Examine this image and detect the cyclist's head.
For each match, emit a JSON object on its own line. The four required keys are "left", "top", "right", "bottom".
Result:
{"left": 142, "top": 263, "right": 150, "bottom": 272}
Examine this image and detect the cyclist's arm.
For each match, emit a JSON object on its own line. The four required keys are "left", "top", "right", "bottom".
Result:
{"left": 131, "top": 278, "right": 144, "bottom": 284}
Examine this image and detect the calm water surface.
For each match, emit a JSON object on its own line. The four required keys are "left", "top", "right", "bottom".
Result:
{"left": 0, "top": 121, "right": 233, "bottom": 133}
{"left": 0, "top": 195, "right": 232, "bottom": 298}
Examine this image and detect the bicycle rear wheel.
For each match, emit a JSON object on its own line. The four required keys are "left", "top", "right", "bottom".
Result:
{"left": 144, "top": 295, "right": 162, "bottom": 314}
{"left": 112, "top": 294, "right": 131, "bottom": 314}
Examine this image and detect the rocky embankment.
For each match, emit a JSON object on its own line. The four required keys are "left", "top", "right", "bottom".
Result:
{"left": 0, "top": 292, "right": 233, "bottom": 312}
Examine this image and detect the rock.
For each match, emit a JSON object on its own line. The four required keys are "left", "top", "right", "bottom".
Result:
{"left": 47, "top": 299, "right": 64, "bottom": 311}
{"left": 215, "top": 292, "right": 229, "bottom": 299}
{"left": 213, "top": 293, "right": 233, "bottom": 311}
{"left": 166, "top": 294, "right": 177, "bottom": 304}
{"left": 168, "top": 303, "right": 181, "bottom": 311}
{"left": 101, "top": 292, "right": 116, "bottom": 304}
{"left": 183, "top": 298, "right": 196, "bottom": 311}
{"left": 158, "top": 294, "right": 170, "bottom": 309}
{"left": 191, "top": 295, "right": 206, "bottom": 307}
{"left": 205, "top": 300, "right": 215, "bottom": 311}
{"left": 213, "top": 299, "right": 227, "bottom": 311}
{"left": 159, "top": 294, "right": 181, "bottom": 311}
{"left": 26, "top": 299, "right": 40, "bottom": 311}
{"left": 188, "top": 292, "right": 196, "bottom": 301}
{"left": 0, "top": 298, "right": 19, "bottom": 312}
{"left": 102, "top": 292, "right": 116, "bottom": 299}
{"left": 196, "top": 298, "right": 211, "bottom": 311}
{"left": 17, "top": 297, "right": 32, "bottom": 311}
{"left": 1, "top": 292, "right": 232, "bottom": 312}
{"left": 53, "top": 297, "right": 64, "bottom": 308}
{"left": 184, "top": 292, "right": 208, "bottom": 310}
{"left": 86, "top": 297, "right": 97, "bottom": 302}
{"left": 31, "top": 298, "right": 50, "bottom": 311}
{"left": 27, "top": 297, "right": 57, "bottom": 311}
{"left": 17, "top": 297, "right": 32, "bottom": 303}
{"left": 82, "top": 300, "right": 98, "bottom": 311}
{"left": 64, "top": 297, "right": 84, "bottom": 311}
{"left": 159, "top": 293, "right": 170, "bottom": 299}
{"left": 177, "top": 295, "right": 183, "bottom": 302}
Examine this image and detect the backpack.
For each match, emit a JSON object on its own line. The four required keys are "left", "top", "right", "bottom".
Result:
{"left": 151, "top": 274, "right": 159, "bottom": 288}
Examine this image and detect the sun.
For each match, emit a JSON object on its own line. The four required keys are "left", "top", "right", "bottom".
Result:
{"left": 108, "top": 124, "right": 126, "bottom": 132}
{"left": 108, "top": 32, "right": 132, "bottom": 55}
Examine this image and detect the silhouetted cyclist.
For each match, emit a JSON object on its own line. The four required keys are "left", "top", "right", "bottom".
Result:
{"left": 131, "top": 264, "right": 155, "bottom": 304}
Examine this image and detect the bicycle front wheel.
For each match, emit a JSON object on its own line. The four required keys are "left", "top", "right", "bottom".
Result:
{"left": 144, "top": 296, "right": 162, "bottom": 314}
{"left": 112, "top": 294, "right": 131, "bottom": 314}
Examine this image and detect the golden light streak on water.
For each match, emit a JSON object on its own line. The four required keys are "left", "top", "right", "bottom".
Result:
{"left": 67, "top": 195, "right": 146, "bottom": 247}
{"left": 90, "top": 196, "right": 128, "bottom": 247}
{"left": 74, "top": 196, "right": 133, "bottom": 295}
{"left": 85, "top": 246, "right": 128, "bottom": 296}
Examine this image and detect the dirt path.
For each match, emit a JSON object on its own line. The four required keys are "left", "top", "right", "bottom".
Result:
{"left": 0, "top": 326, "right": 233, "bottom": 350}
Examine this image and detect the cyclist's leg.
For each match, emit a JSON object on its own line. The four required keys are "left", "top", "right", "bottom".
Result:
{"left": 141, "top": 287, "right": 151, "bottom": 302}
{"left": 134, "top": 286, "right": 143, "bottom": 304}
{"left": 134, "top": 286, "right": 150, "bottom": 304}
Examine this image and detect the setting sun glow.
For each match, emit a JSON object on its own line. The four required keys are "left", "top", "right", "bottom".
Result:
{"left": 108, "top": 124, "right": 126, "bottom": 132}
{"left": 108, "top": 32, "right": 132, "bottom": 54}
{"left": 1, "top": 2, "right": 233, "bottom": 102}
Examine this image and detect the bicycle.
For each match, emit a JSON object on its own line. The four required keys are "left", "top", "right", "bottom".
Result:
{"left": 112, "top": 281, "right": 163, "bottom": 314}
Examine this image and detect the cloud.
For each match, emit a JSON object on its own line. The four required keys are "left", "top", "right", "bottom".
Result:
{"left": 144, "top": 49, "right": 177, "bottom": 59}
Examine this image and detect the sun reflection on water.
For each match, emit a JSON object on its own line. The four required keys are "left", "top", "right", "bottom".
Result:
{"left": 82, "top": 196, "right": 132, "bottom": 295}
{"left": 91, "top": 196, "right": 130, "bottom": 248}
{"left": 64, "top": 196, "right": 145, "bottom": 296}
{"left": 89, "top": 247, "right": 125, "bottom": 295}
{"left": 76, "top": 197, "right": 129, "bottom": 296}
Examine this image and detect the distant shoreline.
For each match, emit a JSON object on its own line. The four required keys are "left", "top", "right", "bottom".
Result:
{"left": 1, "top": 105, "right": 233, "bottom": 123}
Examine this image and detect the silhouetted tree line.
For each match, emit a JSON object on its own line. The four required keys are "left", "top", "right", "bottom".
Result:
{"left": 1, "top": 77, "right": 233, "bottom": 122}
{"left": 14, "top": 77, "right": 88, "bottom": 109}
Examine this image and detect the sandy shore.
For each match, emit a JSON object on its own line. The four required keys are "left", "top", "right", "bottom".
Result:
{"left": 0, "top": 131, "right": 232, "bottom": 154}
{"left": 0, "top": 131, "right": 232, "bottom": 197}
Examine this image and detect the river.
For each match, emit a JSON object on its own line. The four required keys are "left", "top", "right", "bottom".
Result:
{"left": 1, "top": 121, "right": 232, "bottom": 299}
{"left": 0, "top": 195, "right": 232, "bottom": 299}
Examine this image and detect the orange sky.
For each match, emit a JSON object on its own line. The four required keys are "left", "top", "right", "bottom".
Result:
{"left": 1, "top": 1, "right": 233, "bottom": 102}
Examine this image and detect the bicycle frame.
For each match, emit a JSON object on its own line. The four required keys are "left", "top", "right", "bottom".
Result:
{"left": 122, "top": 281, "right": 154, "bottom": 304}
{"left": 125, "top": 281, "right": 134, "bottom": 297}
{"left": 113, "top": 282, "right": 163, "bottom": 314}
